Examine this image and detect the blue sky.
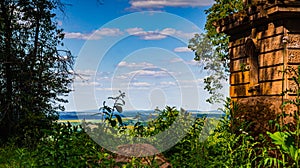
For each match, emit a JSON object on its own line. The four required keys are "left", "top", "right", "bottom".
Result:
{"left": 56, "top": 0, "right": 228, "bottom": 111}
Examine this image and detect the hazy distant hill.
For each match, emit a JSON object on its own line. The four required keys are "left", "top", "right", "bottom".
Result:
{"left": 58, "top": 110, "right": 224, "bottom": 120}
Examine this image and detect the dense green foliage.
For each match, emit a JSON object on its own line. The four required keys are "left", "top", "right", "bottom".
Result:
{"left": 0, "top": 0, "right": 74, "bottom": 145}
{"left": 0, "top": 123, "right": 117, "bottom": 167}
{"left": 188, "top": 33, "right": 227, "bottom": 103}
{"left": 0, "top": 97, "right": 299, "bottom": 167}
{"left": 188, "top": 0, "right": 244, "bottom": 103}
{"left": 1, "top": 0, "right": 300, "bottom": 167}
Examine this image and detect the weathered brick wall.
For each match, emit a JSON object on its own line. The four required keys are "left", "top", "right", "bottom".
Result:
{"left": 218, "top": 0, "right": 300, "bottom": 130}
{"left": 230, "top": 21, "right": 286, "bottom": 99}
{"left": 286, "top": 20, "right": 300, "bottom": 98}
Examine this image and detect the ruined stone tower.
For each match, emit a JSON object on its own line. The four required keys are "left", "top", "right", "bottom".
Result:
{"left": 217, "top": 0, "right": 300, "bottom": 113}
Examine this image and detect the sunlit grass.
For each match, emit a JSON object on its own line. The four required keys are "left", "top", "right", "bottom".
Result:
{"left": 57, "top": 120, "right": 82, "bottom": 123}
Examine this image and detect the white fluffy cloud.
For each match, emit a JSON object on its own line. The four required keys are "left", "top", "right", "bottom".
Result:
{"left": 76, "top": 81, "right": 102, "bottom": 87}
{"left": 64, "top": 28, "right": 123, "bottom": 40}
{"left": 126, "top": 27, "right": 167, "bottom": 40}
{"left": 64, "top": 27, "right": 195, "bottom": 41}
{"left": 170, "top": 57, "right": 184, "bottom": 63}
{"left": 126, "top": 27, "right": 196, "bottom": 40}
{"left": 169, "top": 58, "right": 199, "bottom": 67}
{"left": 129, "top": 0, "right": 214, "bottom": 9}
{"left": 130, "top": 82, "right": 152, "bottom": 87}
{"left": 186, "top": 59, "right": 199, "bottom": 66}
{"left": 126, "top": 27, "right": 144, "bottom": 35}
{"left": 174, "top": 47, "right": 192, "bottom": 53}
{"left": 115, "top": 67, "right": 173, "bottom": 80}
{"left": 118, "top": 61, "right": 155, "bottom": 68}
{"left": 128, "top": 69, "right": 170, "bottom": 77}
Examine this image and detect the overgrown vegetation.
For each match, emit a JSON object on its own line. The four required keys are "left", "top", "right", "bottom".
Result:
{"left": 1, "top": 0, "right": 300, "bottom": 167}
{"left": 1, "top": 87, "right": 300, "bottom": 167}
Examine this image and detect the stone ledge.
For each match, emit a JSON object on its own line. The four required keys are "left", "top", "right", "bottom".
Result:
{"left": 217, "top": 2, "right": 300, "bottom": 35}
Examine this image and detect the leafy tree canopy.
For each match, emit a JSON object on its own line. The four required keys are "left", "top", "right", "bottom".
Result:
{"left": 188, "top": 0, "right": 244, "bottom": 103}
{"left": 0, "top": 0, "right": 74, "bottom": 145}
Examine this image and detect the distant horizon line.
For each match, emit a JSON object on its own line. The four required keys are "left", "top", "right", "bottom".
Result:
{"left": 59, "top": 109, "right": 223, "bottom": 113}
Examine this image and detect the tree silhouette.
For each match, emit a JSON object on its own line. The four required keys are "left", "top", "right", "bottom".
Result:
{"left": 0, "top": 0, "right": 74, "bottom": 145}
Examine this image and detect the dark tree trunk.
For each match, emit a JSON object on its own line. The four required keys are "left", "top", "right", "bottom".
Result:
{"left": 0, "top": 2, "right": 14, "bottom": 141}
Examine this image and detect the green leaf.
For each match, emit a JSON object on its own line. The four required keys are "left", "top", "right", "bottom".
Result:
{"left": 110, "top": 120, "right": 117, "bottom": 127}
{"left": 114, "top": 114, "right": 123, "bottom": 126}
{"left": 267, "top": 131, "right": 286, "bottom": 146}
{"left": 267, "top": 131, "right": 295, "bottom": 153}
{"left": 104, "top": 106, "right": 112, "bottom": 113}
{"left": 288, "top": 145, "right": 298, "bottom": 161}
{"left": 115, "top": 105, "right": 122, "bottom": 113}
